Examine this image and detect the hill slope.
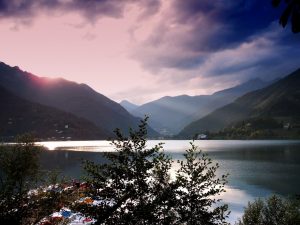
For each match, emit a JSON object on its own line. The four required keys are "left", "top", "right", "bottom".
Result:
{"left": 0, "top": 86, "right": 111, "bottom": 141}
{"left": 120, "top": 100, "right": 139, "bottom": 113}
{"left": 179, "top": 69, "right": 300, "bottom": 138}
{"left": 0, "top": 62, "right": 157, "bottom": 137}
{"left": 131, "top": 78, "right": 270, "bottom": 135}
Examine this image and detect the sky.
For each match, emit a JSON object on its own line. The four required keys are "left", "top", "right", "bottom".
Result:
{"left": 0, "top": 0, "right": 299, "bottom": 104}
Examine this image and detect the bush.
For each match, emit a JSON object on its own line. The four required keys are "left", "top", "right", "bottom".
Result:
{"left": 0, "top": 134, "right": 42, "bottom": 224}
{"left": 0, "top": 134, "right": 41, "bottom": 196}
{"left": 236, "top": 195, "right": 300, "bottom": 225}
{"left": 75, "top": 117, "right": 229, "bottom": 225}
{"left": 0, "top": 134, "right": 72, "bottom": 225}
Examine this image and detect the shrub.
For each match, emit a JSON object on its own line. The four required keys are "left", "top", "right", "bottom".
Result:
{"left": 76, "top": 117, "right": 229, "bottom": 225}
{"left": 236, "top": 195, "right": 300, "bottom": 225}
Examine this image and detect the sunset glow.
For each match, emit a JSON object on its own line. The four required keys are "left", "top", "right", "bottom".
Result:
{"left": 0, "top": 0, "right": 299, "bottom": 104}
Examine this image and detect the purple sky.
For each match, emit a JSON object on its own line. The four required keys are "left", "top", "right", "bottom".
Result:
{"left": 0, "top": 0, "right": 299, "bottom": 104}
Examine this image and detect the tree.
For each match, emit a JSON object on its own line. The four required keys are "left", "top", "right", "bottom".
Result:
{"left": 75, "top": 117, "right": 229, "bottom": 225}
{"left": 272, "top": 0, "right": 300, "bottom": 33}
{"left": 174, "top": 143, "right": 229, "bottom": 225}
{"left": 0, "top": 134, "right": 42, "bottom": 224}
{"left": 75, "top": 118, "right": 176, "bottom": 224}
{"left": 236, "top": 195, "right": 300, "bottom": 225}
{"left": 0, "top": 134, "right": 73, "bottom": 225}
{"left": 236, "top": 199, "right": 264, "bottom": 225}
{"left": 0, "top": 134, "right": 41, "bottom": 196}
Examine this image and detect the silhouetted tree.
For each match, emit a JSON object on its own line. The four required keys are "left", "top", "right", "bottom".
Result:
{"left": 76, "top": 117, "right": 229, "bottom": 225}
{"left": 236, "top": 195, "right": 300, "bottom": 225}
{"left": 174, "top": 142, "right": 229, "bottom": 225}
{"left": 272, "top": 0, "right": 300, "bottom": 33}
{"left": 0, "top": 135, "right": 74, "bottom": 225}
{"left": 0, "top": 134, "right": 41, "bottom": 195}
{"left": 0, "top": 134, "right": 42, "bottom": 224}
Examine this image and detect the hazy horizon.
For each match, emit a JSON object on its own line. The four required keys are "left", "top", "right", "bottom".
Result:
{"left": 1, "top": 60, "right": 284, "bottom": 106}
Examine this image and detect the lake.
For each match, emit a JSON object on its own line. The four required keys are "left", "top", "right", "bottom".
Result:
{"left": 38, "top": 140, "right": 300, "bottom": 223}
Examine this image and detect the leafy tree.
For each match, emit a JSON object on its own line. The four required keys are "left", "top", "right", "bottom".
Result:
{"left": 75, "top": 117, "right": 229, "bottom": 225}
{"left": 237, "top": 198, "right": 265, "bottom": 225}
{"left": 0, "top": 134, "right": 41, "bottom": 195}
{"left": 236, "top": 195, "right": 300, "bottom": 225}
{"left": 0, "top": 134, "right": 42, "bottom": 224}
{"left": 75, "top": 118, "right": 176, "bottom": 224}
{"left": 0, "top": 134, "right": 74, "bottom": 225}
{"left": 174, "top": 142, "right": 229, "bottom": 225}
{"left": 272, "top": 0, "right": 300, "bottom": 33}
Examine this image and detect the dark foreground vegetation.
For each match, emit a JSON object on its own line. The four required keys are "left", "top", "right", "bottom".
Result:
{"left": 236, "top": 195, "right": 300, "bottom": 225}
{"left": 0, "top": 118, "right": 299, "bottom": 225}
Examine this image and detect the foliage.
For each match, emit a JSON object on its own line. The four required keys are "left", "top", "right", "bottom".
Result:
{"left": 0, "top": 134, "right": 41, "bottom": 196}
{"left": 272, "top": 0, "right": 300, "bottom": 33}
{"left": 0, "top": 134, "right": 41, "bottom": 224}
{"left": 0, "top": 134, "right": 75, "bottom": 225}
{"left": 174, "top": 142, "right": 229, "bottom": 225}
{"left": 236, "top": 195, "right": 300, "bottom": 225}
{"left": 75, "top": 117, "right": 229, "bottom": 225}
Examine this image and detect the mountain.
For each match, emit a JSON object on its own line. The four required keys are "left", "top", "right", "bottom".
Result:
{"left": 0, "top": 62, "right": 158, "bottom": 137}
{"left": 130, "top": 78, "right": 271, "bottom": 135}
{"left": 178, "top": 68, "right": 300, "bottom": 138}
{"left": 120, "top": 100, "right": 139, "bottom": 113}
{"left": 0, "top": 86, "right": 111, "bottom": 141}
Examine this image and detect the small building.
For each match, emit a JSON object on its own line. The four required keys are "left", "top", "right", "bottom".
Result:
{"left": 283, "top": 123, "right": 290, "bottom": 130}
{"left": 197, "top": 134, "right": 207, "bottom": 140}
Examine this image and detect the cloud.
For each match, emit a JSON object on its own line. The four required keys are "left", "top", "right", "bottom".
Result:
{"left": 198, "top": 21, "right": 300, "bottom": 80}
{"left": 131, "top": 13, "right": 300, "bottom": 100}
{"left": 0, "top": 0, "right": 161, "bottom": 22}
{"left": 82, "top": 31, "right": 97, "bottom": 41}
{"left": 2, "top": 0, "right": 296, "bottom": 79}
{"left": 1, "top": 0, "right": 299, "bottom": 104}
{"left": 131, "top": 0, "right": 292, "bottom": 73}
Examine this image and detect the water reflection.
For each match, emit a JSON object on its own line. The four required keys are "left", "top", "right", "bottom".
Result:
{"left": 38, "top": 140, "right": 300, "bottom": 223}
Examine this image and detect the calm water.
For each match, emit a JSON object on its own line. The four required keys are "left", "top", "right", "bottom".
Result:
{"left": 38, "top": 140, "right": 300, "bottom": 223}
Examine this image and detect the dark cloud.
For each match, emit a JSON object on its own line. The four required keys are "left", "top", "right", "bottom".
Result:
{"left": 133, "top": 0, "right": 299, "bottom": 76}
{"left": 209, "top": 20, "right": 300, "bottom": 76}
{"left": 0, "top": 0, "right": 36, "bottom": 18}
{"left": 170, "top": 0, "right": 285, "bottom": 52}
{"left": 170, "top": 0, "right": 283, "bottom": 51}
{"left": 1, "top": 0, "right": 299, "bottom": 83}
{"left": 0, "top": 0, "right": 161, "bottom": 21}
{"left": 137, "top": 0, "right": 161, "bottom": 19}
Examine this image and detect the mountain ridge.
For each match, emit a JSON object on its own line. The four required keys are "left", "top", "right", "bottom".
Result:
{"left": 129, "top": 77, "right": 272, "bottom": 135}
{"left": 0, "top": 86, "right": 111, "bottom": 141}
{"left": 120, "top": 100, "right": 139, "bottom": 113}
{"left": 178, "top": 68, "right": 300, "bottom": 138}
{"left": 0, "top": 62, "right": 158, "bottom": 137}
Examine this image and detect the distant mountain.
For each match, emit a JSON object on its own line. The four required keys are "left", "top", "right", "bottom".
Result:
{"left": 120, "top": 100, "right": 139, "bottom": 113}
{"left": 131, "top": 78, "right": 271, "bottom": 135}
{"left": 178, "top": 68, "right": 300, "bottom": 138}
{"left": 0, "top": 86, "right": 111, "bottom": 141}
{"left": 0, "top": 62, "right": 158, "bottom": 137}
